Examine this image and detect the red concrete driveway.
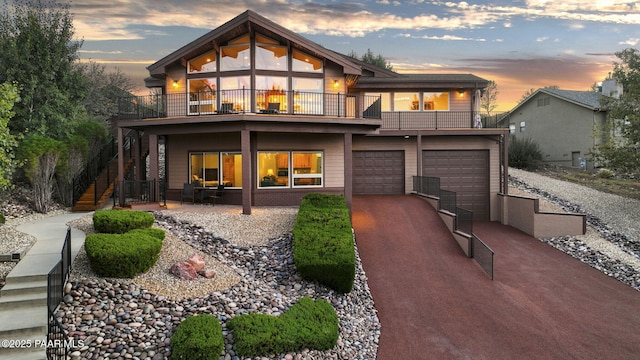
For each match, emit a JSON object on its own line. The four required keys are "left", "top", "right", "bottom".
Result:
{"left": 352, "top": 195, "right": 640, "bottom": 360}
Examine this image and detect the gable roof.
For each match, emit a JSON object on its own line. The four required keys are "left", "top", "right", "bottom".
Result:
{"left": 510, "top": 88, "right": 604, "bottom": 114}
{"left": 353, "top": 73, "right": 489, "bottom": 89}
{"left": 147, "top": 10, "right": 362, "bottom": 78}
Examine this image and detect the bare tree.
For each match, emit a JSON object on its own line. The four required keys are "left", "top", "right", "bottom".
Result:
{"left": 480, "top": 80, "right": 498, "bottom": 115}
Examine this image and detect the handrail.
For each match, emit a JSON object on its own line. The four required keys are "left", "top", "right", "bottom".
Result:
{"left": 47, "top": 227, "right": 72, "bottom": 359}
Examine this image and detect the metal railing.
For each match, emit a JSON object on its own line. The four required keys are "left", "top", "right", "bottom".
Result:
{"left": 117, "top": 89, "right": 382, "bottom": 120}
{"left": 412, "top": 176, "right": 494, "bottom": 279}
{"left": 47, "top": 227, "right": 72, "bottom": 359}
{"left": 114, "top": 179, "right": 167, "bottom": 208}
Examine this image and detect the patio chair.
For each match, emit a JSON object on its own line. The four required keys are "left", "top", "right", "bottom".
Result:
{"left": 207, "top": 184, "right": 225, "bottom": 205}
{"left": 180, "top": 183, "right": 196, "bottom": 204}
{"left": 218, "top": 103, "right": 236, "bottom": 114}
{"left": 259, "top": 102, "right": 280, "bottom": 114}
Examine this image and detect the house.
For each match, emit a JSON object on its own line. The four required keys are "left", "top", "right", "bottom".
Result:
{"left": 115, "top": 10, "right": 510, "bottom": 221}
{"left": 505, "top": 80, "right": 621, "bottom": 169}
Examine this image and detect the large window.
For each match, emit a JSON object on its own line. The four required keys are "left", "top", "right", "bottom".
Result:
{"left": 188, "top": 50, "right": 217, "bottom": 73}
{"left": 292, "top": 50, "right": 323, "bottom": 73}
{"left": 188, "top": 78, "right": 216, "bottom": 114}
{"left": 256, "top": 76, "right": 288, "bottom": 112}
{"left": 220, "top": 76, "right": 250, "bottom": 112}
{"left": 221, "top": 35, "right": 250, "bottom": 71}
{"left": 258, "top": 151, "right": 323, "bottom": 188}
{"left": 256, "top": 34, "right": 287, "bottom": 71}
{"left": 395, "top": 92, "right": 420, "bottom": 111}
{"left": 190, "top": 152, "right": 242, "bottom": 188}
{"left": 293, "top": 78, "right": 323, "bottom": 114}
{"left": 423, "top": 92, "right": 449, "bottom": 111}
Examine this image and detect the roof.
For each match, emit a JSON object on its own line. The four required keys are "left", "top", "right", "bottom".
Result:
{"left": 353, "top": 74, "right": 490, "bottom": 89}
{"left": 147, "top": 10, "right": 362, "bottom": 78}
{"left": 510, "top": 88, "right": 605, "bottom": 114}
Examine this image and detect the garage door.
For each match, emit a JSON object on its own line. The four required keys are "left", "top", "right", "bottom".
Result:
{"left": 353, "top": 151, "right": 405, "bottom": 195}
{"left": 422, "top": 150, "right": 489, "bottom": 221}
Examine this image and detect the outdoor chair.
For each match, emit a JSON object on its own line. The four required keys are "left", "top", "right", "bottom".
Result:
{"left": 207, "top": 184, "right": 225, "bottom": 205}
{"left": 180, "top": 183, "right": 196, "bottom": 204}
{"left": 259, "top": 102, "right": 280, "bottom": 114}
{"left": 218, "top": 103, "right": 236, "bottom": 114}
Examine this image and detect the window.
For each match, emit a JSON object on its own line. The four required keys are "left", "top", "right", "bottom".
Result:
{"left": 537, "top": 96, "right": 550, "bottom": 107}
{"left": 520, "top": 121, "right": 526, "bottom": 132}
{"left": 220, "top": 76, "right": 250, "bottom": 112}
{"left": 292, "top": 152, "right": 323, "bottom": 186}
{"left": 188, "top": 78, "right": 216, "bottom": 114}
{"left": 221, "top": 35, "right": 250, "bottom": 71}
{"left": 256, "top": 76, "right": 288, "bottom": 112}
{"left": 292, "top": 50, "right": 323, "bottom": 73}
{"left": 190, "top": 152, "right": 242, "bottom": 188}
{"left": 509, "top": 123, "right": 516, "bottom": 135}
{"left": 258, "top": 151, "right": 323, "bottom": 188}
{"left": 293, "top": 77, "right": 323, "bottom": 114}
{"left": 256, "top": 35, "right": 287, "bottom": 71}
{"left": 188, "top": 50, "right": 216, "bottom": 73}
{"left": 423, "top": 92, "right": 449, "bottom": 111}
{"left": 395, "top": 92, "right": 420, "bottom": 111}
{"left": 365, "top": 93, "right": 391, "bottom": 111}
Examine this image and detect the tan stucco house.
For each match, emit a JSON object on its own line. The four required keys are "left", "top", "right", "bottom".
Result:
{"left": 116, "top": 10, "right": 511, "bottom": 221}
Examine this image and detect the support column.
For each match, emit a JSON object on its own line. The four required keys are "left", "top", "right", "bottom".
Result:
{"left": 134, "top": 131, "right": 142, "bottom": 181}
{"left": 241, "top": 130, "right": 252, "bottom": 215}
{"left": 344, "top": 132, "right": 353, "bottom": 212}
{"left": 502, "top": 134, "right": 509, "bottom": 194}
{"left": 149, "top": 134, "right": 159, "bottom": 201}
{"left": 117, "top": 127, "right": 124, "bottom": 206}
{"left": 416, "top": 133, "right": 423, "bottom": 177}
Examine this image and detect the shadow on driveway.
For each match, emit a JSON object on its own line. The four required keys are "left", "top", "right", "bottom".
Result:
{"left": 352, "top": 195, "right": 640, "bottom": 360}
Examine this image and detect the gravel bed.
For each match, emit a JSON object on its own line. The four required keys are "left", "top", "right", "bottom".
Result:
{"left": 60, "top": 206, "right": 380, "bottom": 360}
{"left": 509, "top": 168, "right": 640, "bottom": 291}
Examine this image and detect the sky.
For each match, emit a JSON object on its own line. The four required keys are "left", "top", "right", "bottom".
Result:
{"left": 68, "top": 0, "right": 640, "bottom": 112}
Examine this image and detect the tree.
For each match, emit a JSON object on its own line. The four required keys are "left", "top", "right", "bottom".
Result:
{"left": 78, "top": 61, "right": 136, "bottom": 126}
{"left": 480, "top": 80, "right": 498, "bottom": 115}
{"left": 17, "top": 135, "right": 63, "bottom": 213}
{"left": 0, "top": 82, "right": 20, "bottom": 192}
{"left": 348, "top": 49, "right": 393, "bottom": 71}
{"left": 0, "top": 0, "right": 87, "bottom": 140}
{"left": 591, "top": 48, "right": 640, "bottom": 175}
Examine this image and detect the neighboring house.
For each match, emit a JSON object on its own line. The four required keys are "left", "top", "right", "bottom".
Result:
{"left": 505, "top": 81, "right": 621, "bottom": 168}
{"left": 115, "top": 10, "right": 511, "bottom": 221}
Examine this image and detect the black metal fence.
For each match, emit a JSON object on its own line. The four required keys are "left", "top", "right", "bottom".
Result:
{"left": 47, "top": 227, "right": 72, "bottom": 359}
{"left": 412, "top": 176, "right": 494, "bottom": 279}
{"left": 472, "top": 235, "right": 494, "bottom": 280}
{"left": 114, "top": 179, "right": 167, "bottom": 208}
{"left": 117, "top": 89, "right": 381, "bottom": 120}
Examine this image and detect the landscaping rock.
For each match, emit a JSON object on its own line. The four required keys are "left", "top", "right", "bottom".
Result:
{"left": 169, "top": 261, "right": 197, "bottom": 280}
{"left": 187, "top": 253, "right": 205, "bottom": 271}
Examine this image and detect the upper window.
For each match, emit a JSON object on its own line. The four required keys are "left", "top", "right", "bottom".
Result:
{"left": 221, "top": 35, "right": 251, "bottom": 71}
{"left": 423, "top": 92, "right": 449, "bottom": 111}
{"left": 537, "top": 96, "right": 550, "bottom": 107}
{"left": 188, "top": 50, "right": 217, "bottom": 73}
{"left": 256, "top": 34, "right": 287, "bottom": 71}
{"left": 188, "top": 78, "right": 216, "bottom": 115}
{"left": 395, "top": 92, "right": 420, "bottom": 111}
{"left": 292, "top": 50, "right": 323, "bottom": 73}
{"left": 293, "top": 78, "right": 323, "bottom": 115}
{"left": 256, "top": 76, "right": 288, "bottom": 112}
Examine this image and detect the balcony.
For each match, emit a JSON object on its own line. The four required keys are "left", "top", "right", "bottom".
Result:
{"left": 117, "top": 89, "right": 382, "bottom": 120}
{"left": 380, "top": 111, "right": 503, "bottom": 130}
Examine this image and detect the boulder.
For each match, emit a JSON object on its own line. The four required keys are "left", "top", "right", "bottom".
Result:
{"left": 187, "top": 254, "right": 205, "bottom": 271}
{"left": 170, "top": 261, "right": 198, "bottom": 280}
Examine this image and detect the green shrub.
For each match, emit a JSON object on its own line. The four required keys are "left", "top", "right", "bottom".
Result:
{"left": 93, "top": 209, "right": 154, "bottom": 233}
{"left": 0, "top": 213, "right": 5, "bottom": 225}
{"left": 596, "top": 168, "right": 614, "bottom": 179}
{"left": 509, "top": 136, "right": 543, "bottom": 171}
{"left": 293, "top": 194, "right": 355, "bottom": 293}
{"left": 228, "top": 297, "right": 338, "bottom": 357}
{"left": 84, "top": 229, "right": 163, "bottom": 278}
{"left": 171, "top": 314, "right": 224, "bottom": 360}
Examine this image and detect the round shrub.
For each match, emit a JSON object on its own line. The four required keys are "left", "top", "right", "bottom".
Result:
{"left": 85, "top": 229, "right": 163, "bottom": 278}
{"left": 509, "top": 136, "right": 543, "bottom": 171}
{"left": 171, "top": 314, "right": 224, "bottom": 360}
{"left": 596, "top": 168, "right": 614, "bottom": 179}
{"left": 93, "top": 209, "right": 155, "bottom": 234}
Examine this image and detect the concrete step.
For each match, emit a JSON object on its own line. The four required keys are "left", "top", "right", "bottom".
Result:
{"left": 0, "top": 305, "right": 47, "bottom": 337}
{"left": 0, "top": 292, "right": 47, "bottom": 311}
{"left": 0, "top": 330, "right": 48, "bottom": 360}
{"left": 0, "top": 279, "right": 47, "bottom": 297}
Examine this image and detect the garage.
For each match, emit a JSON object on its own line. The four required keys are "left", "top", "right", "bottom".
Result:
{"left": 422, "top": 150, "right": 489, "bottom": 221}
{"left": 353, "top": 151, "right": 405, "bottom": 195}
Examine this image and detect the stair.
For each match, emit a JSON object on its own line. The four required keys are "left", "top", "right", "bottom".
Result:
{"left": 0, "top": 275, "right": 48, "bottom": 360}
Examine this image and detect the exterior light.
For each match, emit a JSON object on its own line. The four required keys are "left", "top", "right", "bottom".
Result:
{"left": 333, "top": 80, "right": 340, "bottom": 88}
{"left": 172, "top": 80, "right": 179, "bottom": 88}
{"left": 458, "top": 89, "right": 465, "bottom": 97}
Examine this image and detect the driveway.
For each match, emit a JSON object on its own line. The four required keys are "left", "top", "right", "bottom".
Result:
{"left": 352, "top": 195, "right": 640, "bottom": 360}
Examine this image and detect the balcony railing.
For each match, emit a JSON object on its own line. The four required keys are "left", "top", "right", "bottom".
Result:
{"left": 380, "top": 111, "right": 502, "bottom": 129}
{"left": 117, "top": 89, "right": 382, "bottom": 120}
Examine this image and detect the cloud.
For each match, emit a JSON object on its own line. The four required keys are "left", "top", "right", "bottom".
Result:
{"left": 536, "top": 36, "right": 549, "bottom": 42}
{"left": 397, "top": 34, "right": 486, "bottom": 41}
{"left": 620, "top": 38, "right": 640, "bottom": 46}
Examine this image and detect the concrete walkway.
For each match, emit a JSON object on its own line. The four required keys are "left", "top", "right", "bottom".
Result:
{"left": 0, "top": 212, "right": 88, "bottom": 360}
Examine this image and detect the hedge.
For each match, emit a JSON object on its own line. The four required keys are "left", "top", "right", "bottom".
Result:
{"left": 85, "top": 228, "right": 163, "bottom": 278}
{"left": 228, "top": 297, "right": 338, "bottom": 357}
{"left": 171, "top": 314, "right": 224, "bottom": 360}
{"left": 93, "top": 209, "right": 155, "bottom": 234}
{"left": 292, "top": 193, "right": 355, "bottom": 293}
